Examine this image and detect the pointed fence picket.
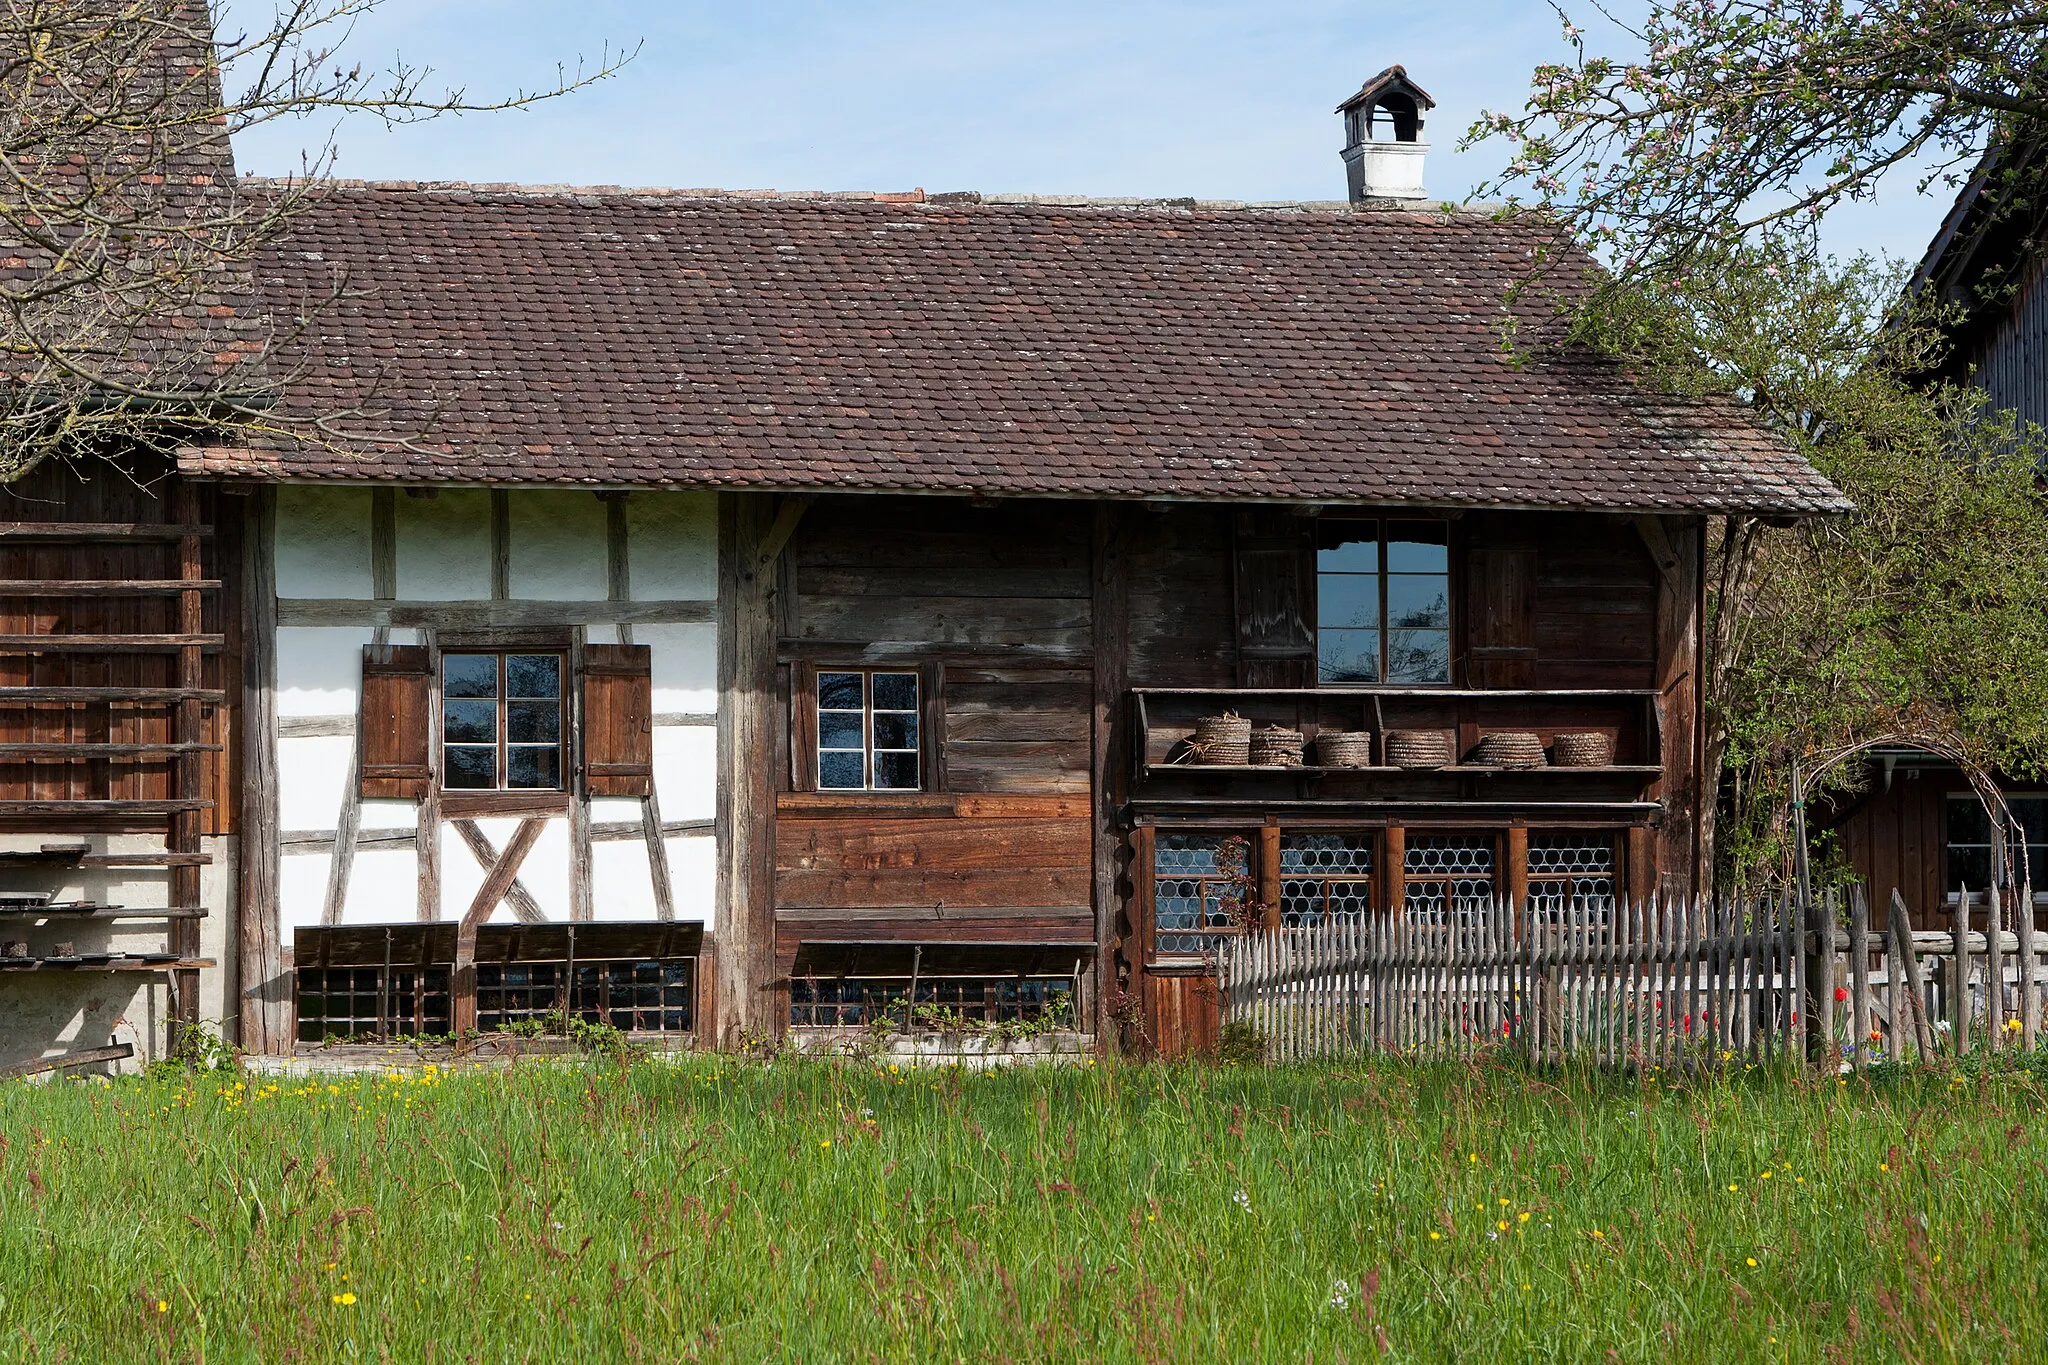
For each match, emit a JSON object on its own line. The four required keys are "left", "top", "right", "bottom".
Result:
{"left": 1218, "top": 887, "right": 2048, "bottom": 1068}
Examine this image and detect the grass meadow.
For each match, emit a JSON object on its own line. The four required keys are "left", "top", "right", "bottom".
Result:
{"left": 1, "top": 1052, "right": 2045, "bottom": 1362}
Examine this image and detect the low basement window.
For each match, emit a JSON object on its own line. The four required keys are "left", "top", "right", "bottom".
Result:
{"left": 791, "top": 975, "right": 1076, "bottom": 1029}
{"left": 476, "top": 959, "right": 696, "bottom": 1035}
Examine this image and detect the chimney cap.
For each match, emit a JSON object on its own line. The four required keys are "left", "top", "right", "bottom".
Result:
{"left": 1335, "top": 65, "right": 1437, "bottom": 117}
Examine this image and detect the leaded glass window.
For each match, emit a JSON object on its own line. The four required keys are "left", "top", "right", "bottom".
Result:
{"left": 1526, "top": 834, "right": 1618, "bottom": 926}
{"left": 1153, "top": 832, "right": 1258, "bottom": 953}
{"left": 1316, "top": 518, "right": 1450, "bottom": 684}
{"left": 1404, "top": 833, "right": 1495, "bottom": 922}
{"left": 817, "top": 669, "right": 921, "bottom": 791}
{"left": 1280, "top": 832, "right": 1376, "bottom": 927}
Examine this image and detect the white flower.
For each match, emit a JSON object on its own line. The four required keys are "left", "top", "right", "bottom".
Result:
{"left": 1232, "top": 1189, "right": 1252, "bottom": 1213}
{"left": 1328, "top": 1277, "right": 1352, "bottom": 1310}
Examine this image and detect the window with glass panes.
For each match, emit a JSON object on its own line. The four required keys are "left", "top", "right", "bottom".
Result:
{"left": 1945, "top": 795, "right": 2048, "bottom": 890}
{"left": 441, "top": 653, "right": 564, "bottom": 790}
{"left": 1315, "top": 518, "right": 1451, "bottom": 684}
{"left": 816, "top": 670, "right": 921, "bottom": 791}
{"left": 1279, "top": 832, "right": 1376, "bottom": 927}
{"left": 1403, "top": 833, "right": 1496, "bottom": 922}
{"left": 1526, "top": 833, "right": 1619, "bottom": 926}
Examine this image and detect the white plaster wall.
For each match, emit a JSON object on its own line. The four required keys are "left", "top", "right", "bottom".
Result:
{"left": 642, "top": 623, "right": 718, "bottom": 714}
{"left": 653, "top": 725, "right": 717, "bottom": 823}
{"left": 339, "top": 848, "right": 418, "bottom": 924}
{"left": 628, "top": 493, "right": 717, "bottom": 602}
{"left": 510, "top": 493, "right": 607, "bottom": 600}
{"left": 277, "top": 486, "right": 374, "bottom": 599}
{"left": 396, "top": 489, "right": 492, "bottom": 600}
{"left": 279, "top": 735, "right": 355, "bottom": 833}
{"left": 277, "top": 627, "right": 373, "bottom": 717}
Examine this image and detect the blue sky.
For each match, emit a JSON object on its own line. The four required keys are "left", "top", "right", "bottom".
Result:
{"left": 220, "top": 0, "right": 1953, "bottom": 266}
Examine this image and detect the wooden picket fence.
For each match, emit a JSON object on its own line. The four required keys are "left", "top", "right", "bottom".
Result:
{"left": 1218, "top": 885, "right": 2048, "bottom": 1067}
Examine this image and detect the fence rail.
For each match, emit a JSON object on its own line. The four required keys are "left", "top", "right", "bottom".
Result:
{"left": 1219, "top": 886, "right": 2048, "bottom": 1068}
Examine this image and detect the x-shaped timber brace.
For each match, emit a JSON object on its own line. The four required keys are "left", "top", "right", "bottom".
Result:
{"left": 451, "top": 817, "right": 548, "bottom": 1035}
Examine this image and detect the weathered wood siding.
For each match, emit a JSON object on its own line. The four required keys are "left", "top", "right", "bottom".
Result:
{"left": 775, "top": 499, "right": 1097, "bottom": 992}
{"left": 1960, "top": 252, "right": 2048, "bottom": 429}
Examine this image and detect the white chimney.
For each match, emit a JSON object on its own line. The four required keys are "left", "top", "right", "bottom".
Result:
{"left": 1338, "top": 66, "right": 1435, "bottom": 203}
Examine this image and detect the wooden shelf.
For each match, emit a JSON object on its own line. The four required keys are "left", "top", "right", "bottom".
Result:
{"left": 0, "top": 634, "right": 223, "bottom": 653}
{"left": 1144, "top": 764, "right": 1664, "bottom": 778}
{"left": 0, "top": 844, "right": 90, "bottom": 866}
{"left": 0, "top": 957, "right": 214, "bottom": 972}
{"left": 0, "top": 686, "right": 226, "bottom": 704}
{"left": 0, "top": 905, "right": 207, "bottom": 920}
{"left": 0, "top": 580, "right": 221, "bottom": 596}
{"left": 0, "top": 523, "right": 212, "bottom": 541}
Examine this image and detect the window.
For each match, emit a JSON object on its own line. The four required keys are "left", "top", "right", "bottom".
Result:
{"left": 296, "top": 967, "right": 451, "bottom": 1043}
{"left": 790, "top": 976, "right": 1074, "bottom": 1028}
{"left": 1946, "top": 795, "right": 2048, "bottom": 890}
{"left": 1280, "top": 832, "right": 1376, "bottom": 927}
{"left": 816, "top": 669, "right": 921, "bottom": 791}
{"left": 1403, "top": 834, "right": 1496, "bottom": 922}
{"left": 1153, "top": 831, "right": 1260, "bottom": 953}
{"left": 1526, "top": 834, "right": 1618, "bottom": 925}
{"left": 476, "top": 959, "right": 695, "bottom": 1035}
{"left": 442, "top": 653, "right": 563, "bottom": 790}
{"left": 1316, "top": 518, "right": 1450, "bottom": 684}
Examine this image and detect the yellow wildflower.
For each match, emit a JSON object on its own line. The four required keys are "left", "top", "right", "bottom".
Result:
{"left": 331, "top": 1292, "right": 356, "bottom": 1306}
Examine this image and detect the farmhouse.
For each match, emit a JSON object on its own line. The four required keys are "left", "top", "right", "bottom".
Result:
{"left": 0, "top": 65, "right": 1846, "bottom": 1065}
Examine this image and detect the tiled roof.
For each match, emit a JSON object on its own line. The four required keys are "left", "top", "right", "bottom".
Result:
{"left": 187, "top": 181, "right": 1850, "bottom": 514}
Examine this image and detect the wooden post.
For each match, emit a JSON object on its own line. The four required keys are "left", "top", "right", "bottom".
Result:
{"left": 715, "top": 494, "right": 779, "bottom": 1046}
{"left": 1987, "top": 876, "right": 2006, "bottom": 1050}
{"left": 1849, "top": 885, "right": 1871, "bottom": 1069}
{"left": 451, "top": 817, "right": 547, "bottom": 1036}
{"left": 1952, "top": 885, "right": 1971, "bottom": 1055}
{"left": 1090, "top": 503, "right": 1130, "bottom": 1050}
{"left": 235, "top": 487, "right": 284, "bottom": 1054}
{"left": 171, "top": 484, "right": 205, "bottom": 1040}
{"left": 2019, "top": 874, "right": 2040, "bottom": 1051}
{"left": 1889, "top": 890, "right": 1936, "bottom": 1059}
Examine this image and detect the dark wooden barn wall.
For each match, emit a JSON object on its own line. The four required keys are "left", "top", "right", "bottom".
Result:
{"left": 1963, "top": 252, "right": 2048, "bottom": 431}
{"left": 772, "top": 498, "right": 1097, "bottom": 1005}
{"left": 1834, "top": 770, "right": 1956, "bottom": 928}
{"left": 0, "top": 461, "right": 238, "bottom": 835}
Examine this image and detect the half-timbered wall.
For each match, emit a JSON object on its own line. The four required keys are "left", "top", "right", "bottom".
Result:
{"left": 258, "top": 486, "right": 718, "bottom": 1041}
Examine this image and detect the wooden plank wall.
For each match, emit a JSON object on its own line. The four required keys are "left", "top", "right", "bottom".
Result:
{"left": 773, "top": 498, "right": 1097, "bottom": 1024}
{"left": 0, "top": 459, "right": 236, "bottom": 833}
{"left": 1835, "top": 770, "right": 1954, "bottom": 928}
{"left": 1524, "top": 513, "right": 1659, "bottom": 690}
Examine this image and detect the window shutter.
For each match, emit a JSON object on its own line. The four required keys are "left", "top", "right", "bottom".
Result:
{"left": 359, "top": 645, "right": 434, "bottom": 798}
{"left": 583, "top": 644, "right": 654, "bottom": 797}
{"left": 1466, "top": 544, "right": 1537, "bottom": 688}
{"left": 1233, "top": 510, "right": 1315, "bottom": 687}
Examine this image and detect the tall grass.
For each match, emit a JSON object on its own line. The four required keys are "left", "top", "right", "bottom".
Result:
{"left": 1, "top": 1053, "right": 2043, "bottom": 1362}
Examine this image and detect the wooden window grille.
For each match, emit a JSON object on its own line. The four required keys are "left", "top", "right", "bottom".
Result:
{"left": 1279, "top": 832, "right": 1376, "bottom": 928}
{"left": 475, "top": 959, "right": 696, "bottom": 1034}
{"left": 295, "top": 967, "right": 451, "bottom": 1044}
{"left": 815, "top": 669, "right": 922, "bottom": 791}
{"left": 790, "top": 975, "right": 1075, "bottom": 1028}
{"left": 442, "top": 652, "right": 564, "bottom": 791}
{"left": 1315, "top": 517, "right": 1451, "bottom": 684}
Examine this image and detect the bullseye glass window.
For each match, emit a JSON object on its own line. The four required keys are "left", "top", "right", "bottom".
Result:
{"left": 1153, "top": 832, "right": 1258, "bottom": 953}
{"left": 1316, "top": 518, "right": 1450, "bottom": 684}
{"left": 1404, "top": 834, "right": 1496, "bottom": 922}
{"left": 1280, "top": 833, "right": 1376, "bottom": 927}
{"left": 817, "top": 670, "right": 921, "bottom": 791}
{"left": 1526, "top": 834, "right": 1618, "bottom": 926}
{"left": 443, "top": 653, "right": 563, "bottom": 790}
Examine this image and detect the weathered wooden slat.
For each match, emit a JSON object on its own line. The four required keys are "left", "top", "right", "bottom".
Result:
{"left": 0, "top": 580, "right": 223, "bottom": 596}
{"left": 0, "top": 742, "right": 221, "bottom": 758}
{"left": 0, "top": 686, "right": 224, "bottom": 704}
{"left": 0, "top": 634, "right": 223, "bottom": 651}
{"left": 0, "top": 1042, "right": 134, "bottom": 1079}
{"left": 0, "top": 523, "right": 212, "bottom": 541}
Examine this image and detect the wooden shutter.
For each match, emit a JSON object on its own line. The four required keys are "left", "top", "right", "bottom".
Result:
{"left": 1232, "top": 510, "right": 1315, "bottom": 688}
{"left": 583, "top": 644, "right": 654, "bottom": 797}
{"left": 1465, "top": 542, "right": 1537, "bottom": 688}
{"left": 359, "top": 645, "right": 434, "bottom": 798}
